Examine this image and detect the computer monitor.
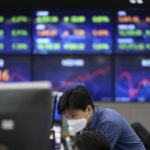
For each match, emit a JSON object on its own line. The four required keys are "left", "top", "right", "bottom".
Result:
{"left": 53, "top": 92, "right": 62, "bottom": 122}
{"left": 0, "top": 81, "right": 52, "bottom": 150}
{"left": 52, "top": 92, "right": 62, "bottom": 149}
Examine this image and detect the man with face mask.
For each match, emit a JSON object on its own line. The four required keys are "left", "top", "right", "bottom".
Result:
{"left": 57, "top": 85, "right": 145, "bottom": 150}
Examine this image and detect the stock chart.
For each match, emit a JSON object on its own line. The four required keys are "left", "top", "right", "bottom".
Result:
{"left": 34, "top": 10, "right": 112, "bottom": 54}
{"left": 115, "top": 56, "right": 150, "bottom": 102}
{"left": 33, "top": 55, "right": 112, "bottom": 101}
{"left": 0, "top": 12, "right": 31, "bottom": 54}
{"left": 116, "top": 10, "right": 150, "bottom": 54}
{"left": 0, "top": 56, "right": 31, "bottom": 82}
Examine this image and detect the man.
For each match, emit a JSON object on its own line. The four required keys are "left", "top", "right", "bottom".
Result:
{"left": 74, "top": 130, "right": 111, "bottom": 150}
{"left": 57, "top": 85, "right": 145, "bottom": 150}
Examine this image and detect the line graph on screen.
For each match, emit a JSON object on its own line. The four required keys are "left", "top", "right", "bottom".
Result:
{"left": 8, "top": 72, "right": 28, "bottom": 82}
{"left": 119, "top": 72, "right": 150, "bottom": 99}
{"left": 0, "top": 70, "right": 28, "bottom": 82}
{"left": 54, "top": 66, "right": 111, "bottom": 91}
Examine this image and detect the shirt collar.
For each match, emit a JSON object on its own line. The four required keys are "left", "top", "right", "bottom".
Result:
{"left": 88, "top": 107, "right": 99, "bottom": 129}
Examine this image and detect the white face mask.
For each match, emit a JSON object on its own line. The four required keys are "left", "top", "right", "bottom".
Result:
{"left": 67, "top": 113, "right": 89, "bottom": 133}
{"left": 68, "top": 126, "right": 77, "bottom": 136}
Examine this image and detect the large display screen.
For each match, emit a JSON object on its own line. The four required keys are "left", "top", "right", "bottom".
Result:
{"left": 0, "top": 12, "right": 31, "bottom": 54}
{"left": 115, "top": 56, "right": 150, "bottom": 102}
{"left": 34, "top": 10, "right": 112, "bottom": 54}
{"left": 33, "top": 55, "right": 112, "bottom": 101}
{"left": 0, "top": 56, "right": 31, "bottom": 82}
{"left": 116, "top": 10, "right": 150, "bottom": 54}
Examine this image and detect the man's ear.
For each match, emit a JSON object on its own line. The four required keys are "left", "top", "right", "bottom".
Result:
{"left": 86, "top": 105, "right": 93, "bottom": 113}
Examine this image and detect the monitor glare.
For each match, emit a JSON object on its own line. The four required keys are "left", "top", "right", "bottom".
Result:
{"left": 0, "top": 81, "right": 52, "bottom": 150}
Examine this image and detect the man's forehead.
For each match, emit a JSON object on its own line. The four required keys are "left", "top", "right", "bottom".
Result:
{"left": 65, "top": 109, "right": 78, "bottom": 114}
{"left": 64, "top": 109, "right": 83, "bottom": 115}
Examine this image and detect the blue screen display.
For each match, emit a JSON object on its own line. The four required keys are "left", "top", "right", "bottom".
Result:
{"left": 33, "top": 55, "right": 112, "bottom": 101}
{"left": 0, "top": 12, "right": 31, "bottom": 54}
{"left": 0, "top": 56, "right": 31, "bottom": 83}
{"left": 116, "top": 10, "right": 150, "bottom": 54}
{"left": 115, "top": 56, "right": 150, "bottom": 102}
{"left": 34, "top": 10, "right": 112, "bottom": 54}
{"left": 54, "top": 97, "right": 61, "bottom": 121}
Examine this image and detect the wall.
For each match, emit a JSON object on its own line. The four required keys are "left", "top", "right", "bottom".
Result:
{"left": 94, "top": 102, "right": 150, "bottom": 131}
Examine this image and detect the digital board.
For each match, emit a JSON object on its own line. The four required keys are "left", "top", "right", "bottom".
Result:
{"left": 116, "top": 10, "right": 150, "bottom": 54}
{"left": 34, "top": 10, "right": 112, "bottom": 54}
{"left": 0, "top": 56, "right": 31, "bottom": 82}
{"left": 0, "top": 12, "right": 31, "bottom": 54}
{"left": 33, "top": 55, "right": 112, "bottom": 101}
{"left": 115, "top": 56, "right": 150, "bottom": 102}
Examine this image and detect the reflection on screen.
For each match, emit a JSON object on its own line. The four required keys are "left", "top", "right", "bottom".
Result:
{"left": 0, "top": 56, "right": 31, "bottom": 83}
{"left": 115, "top": 56, "right": 150, "bottom": 102}
{"left": 116, "top": 10, "right": 150, "bottom": 54}
{"left": 34, "top": 10, "right": 112, "bottom": 54}
{"left": 0, "top": 12, "right": 31, "bottom": 54}
{"left": 33, "top": 55, "right": 112, "bottom": 101}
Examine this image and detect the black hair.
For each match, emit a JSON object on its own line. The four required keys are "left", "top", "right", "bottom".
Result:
{"left": 74, "top": 130, "right": 111, "bottom": 150}
{"left": 57, "top": 85, "right": 94, "bottom": 114}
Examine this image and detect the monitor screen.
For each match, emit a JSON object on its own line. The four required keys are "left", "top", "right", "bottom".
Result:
{"left": 34, "top": 9, "right": 112, "bottom": 54}
{"left": 0, "top": 56, "right": 31, "bottom": 83}
{"left": 33, "top": 55, "right": 112, "bottom": 101}
{"left": 0, "top": 81, "right": 52, "bottom": 150}
{"left": 116, "top": 10, "right": 150, "bottom": 54}
{"left": 0, "top": 11, "right": 31, "bottom": 54}
{"left": 115, "top": 56, "right": 150, "bottom": 102}
{"left": 54, "top": 96, "right": 62, "bottom": 121}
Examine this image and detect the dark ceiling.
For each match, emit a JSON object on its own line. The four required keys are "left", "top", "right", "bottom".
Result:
{"left": 0, "top": 0, "right": 150, "bottom": 9}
